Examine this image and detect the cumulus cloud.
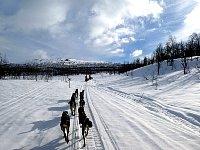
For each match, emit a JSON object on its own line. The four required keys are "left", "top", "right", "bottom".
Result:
{"left": 184, "top": 2, "right": 200, "bottom": 30}
{"left": 130, "top": 49, "right": 143, "bottom": 57}
{"left": 87, "top": 0, "right": 163, "bottom": 47}
{"left": 176, "top": 0, "right": 200, "bottom": 40}
{"left": 163, "top": 0, "right": 199, "bottom": 41}
{"left": 1, "top": 0, "right": 69, "bottom": 32}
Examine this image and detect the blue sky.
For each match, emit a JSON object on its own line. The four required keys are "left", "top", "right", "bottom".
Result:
{"left": 0, "top": 0, "right": 199, "bottom": 63}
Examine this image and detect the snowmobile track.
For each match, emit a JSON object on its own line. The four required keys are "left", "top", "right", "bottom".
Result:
{"left": 100, "top": 85, "right": 200, "bottom": 133}
{"left": 84, "top": 87, "right": 105, "bottom": 150}
{"left": 86, "top": 87, "right": 120, "bottom": 150}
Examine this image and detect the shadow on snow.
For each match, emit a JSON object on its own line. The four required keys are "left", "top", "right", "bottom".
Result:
{"left": 30, "top": 136, "right": 66, "bottom": 150}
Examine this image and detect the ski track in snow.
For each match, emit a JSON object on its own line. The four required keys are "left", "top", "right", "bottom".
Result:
{"left": 0, "top": 82, "right": 52, "bottom": 127}
{"left": 86, "top": 86, "right": 116, "bottom": 150}
{"left": 98, "top": 84, "right": 200, "bottom": 133}
{"left": 0, "top": 82, "right": 51, "bottom": 117}
{"left": 80, "top": 85, "right": 104, "bottom": 150}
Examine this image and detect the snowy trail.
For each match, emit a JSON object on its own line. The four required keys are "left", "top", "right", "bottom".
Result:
{"left": 86, "top": 83, "right": 200, "bottom": 149}
{"left": 95, "top": 83, "right": 200, "bottom": 132}
{"left": 84, "top": 86, "right": 108, "bottom": 150}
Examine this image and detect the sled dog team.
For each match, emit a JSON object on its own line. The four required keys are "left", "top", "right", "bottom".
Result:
{"left": 60, "top": 89, "right": 93, "bottom": 147}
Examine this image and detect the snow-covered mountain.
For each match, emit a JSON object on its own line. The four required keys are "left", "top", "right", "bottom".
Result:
{"left": 27, "top": 58, "right": 111, "bottom": 67}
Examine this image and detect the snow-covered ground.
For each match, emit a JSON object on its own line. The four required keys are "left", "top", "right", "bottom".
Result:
{"left": 0, "top": 59, "right": 200, "bottom": 150}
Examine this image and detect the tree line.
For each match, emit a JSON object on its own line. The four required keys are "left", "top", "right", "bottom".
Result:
{"left": 118, "top": 32, "right": 200, "bottom": 74}
{"left": 154, "top": 33, "right": 200, "bottom": 75}
{"left": 0, "top": 60, "right": 121, "bottom": 80}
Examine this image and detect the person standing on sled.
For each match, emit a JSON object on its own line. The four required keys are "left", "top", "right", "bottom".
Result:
{"left": 60, "top": 111, "right": 70, "bottom": 143}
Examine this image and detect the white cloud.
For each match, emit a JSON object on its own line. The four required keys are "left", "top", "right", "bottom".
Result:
{"left": 115, "top": 27, "right": 134, "bottom": 35}
{"left": 171, "top": 0, "right": 200, "bottom": 41}
{"left": 4, "top": 0, "right": 69, "bottom": 32}
{"left": 87, "top": 0, "right": 163, "bottom": 47}
{"left": 130, "top": 37, "right": 136, "bottom": 42}
{"left": 111, "top": 48, "right": 124, "bottom": 54}
{"left": 130, "top": 49, "right": 143, "bottom": 57}
{"left": 33, "top": 50, "right": 49, "bottom": 59}
{"left": 120, "top": 38, "right": 130, "bottom": 43}
{"left": 109, "top": 48, "right": 125, "bottom": 57}
{"left": 124, "top": 0, "right": 163, "bottom": 18}
{"left": 181, "top": 1, "right": 200, "bottom": 37}
{"left": 93, "top": 36, "right": 114, "bottom": 47}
